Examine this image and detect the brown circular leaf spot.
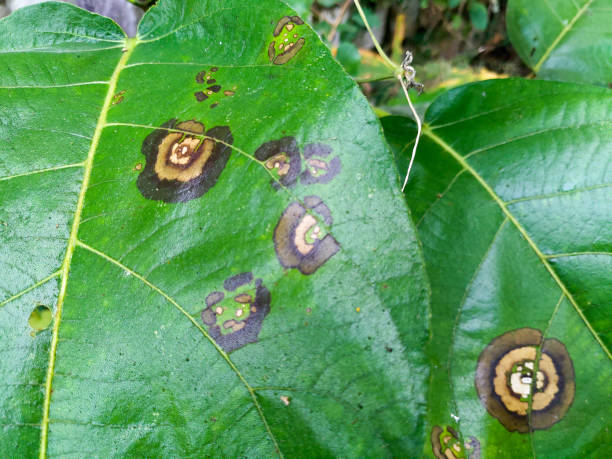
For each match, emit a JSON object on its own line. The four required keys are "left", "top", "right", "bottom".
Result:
{"left": 136, "top": 119, "right": 233, "bottom": 203}
{"left": 431, "top": 425, "right": 481, "bottom": 459}
{"left": 255, "top": 137, "right": 302, "bottom": 189}
{"left": 273, "top": 196, "right": 339, "bottom": 275}
{"left": 474, "top": 328, "right": 575, "bottom": 433}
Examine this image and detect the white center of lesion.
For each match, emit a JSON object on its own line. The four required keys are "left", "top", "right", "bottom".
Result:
{"left": 169, "top": 137, "right": 200, "bottom": 165}
{"left": 294, "top": 214, "right": 317, "bottom": 255}
{"left": 265, "top": 153, "right": 290, "bottom": 176}
{"left": 307, "top": 158, "right": 328, "bottom": 175}
{"left": 509, "top": 360, "right": 545, "bottom": 399}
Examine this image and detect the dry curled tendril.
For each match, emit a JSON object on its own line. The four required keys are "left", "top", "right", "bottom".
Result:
{"left": 397, "top": 51, "right": 423, "bottom": 192}
{"left": 399, "top": 51, "right": 424, "bottom": 95}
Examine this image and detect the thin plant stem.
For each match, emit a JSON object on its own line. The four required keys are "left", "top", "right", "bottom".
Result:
{"left": 398, "top": 75, "right": 421, "bottom": 192}
{"left": 327, "top": 0, "right": 353, "bottom": 42}
{"left": 352, "top": 0, "right": 398, "bottom": 72}
{"left": 356, "top": 73, "right": 396, "bottom": 84}
{"left": 352, "top": 0, "right": 422, "bottom": 190}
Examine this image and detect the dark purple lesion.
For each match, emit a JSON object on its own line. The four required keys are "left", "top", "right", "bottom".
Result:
{"left": 255, "top": 137, "right": 302, "bottom": 189}
{"left": 273, "top": 196, "right": 339, "bottom": 275}
{"left": 254, "top": 137, "right": 341, "bottom": 190}
{"left": 300, "top": 143, "right": 341, "bottom": 185}
{"left": 200, "top": 273, "right": 271, "bottom": 353}
{"left": 194, "top": 91, "right": 208, "bottom": 102}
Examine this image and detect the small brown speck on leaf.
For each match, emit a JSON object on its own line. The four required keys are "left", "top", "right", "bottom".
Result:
{"left": 194, "top": 91, "right": 208, "bottom": 102}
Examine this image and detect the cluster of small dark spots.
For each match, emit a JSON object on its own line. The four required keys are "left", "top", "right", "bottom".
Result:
{"left": 194, "top": 67, "right": 237, "bottom": 108}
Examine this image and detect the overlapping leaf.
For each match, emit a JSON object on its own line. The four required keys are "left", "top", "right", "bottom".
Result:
{"left": 507, "top": 0, "right": 612, "bottom": 85}
{"left": 0, "top": 1, "right": 428, "bottom": 456}
{"left": 383, "top": 79, "right": 611, "bottom": 458}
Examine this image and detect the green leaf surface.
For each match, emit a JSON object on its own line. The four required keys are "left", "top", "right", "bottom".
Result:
{"left": 336, "top": 41, "right": 362, "bottom": 76}
{"left": 0, "top": 1, "right": 429, "bottom": 456}
{"left": 382, "top": 79, "right": 611, "bottom": 458}
{"left": 507, "top": 0, "right": 612, "bottom": 85}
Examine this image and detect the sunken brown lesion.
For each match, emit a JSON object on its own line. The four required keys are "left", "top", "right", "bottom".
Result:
{"left": 255, "top": 137, "right": 301, "bottom": 189}
{"left": 136, "top": 119, "right": 233, "bottom": 203}
{"left": 474, "top": 328, "right": 575, "bottom": 433}
{"left": 268, "top": 16, "right": 306, "bottom": 65}
{"left": 200, "top": 273, "right": 271, "bottom": 353}
{"left": 254, "top": 137, "right": 342, "bottom": 190}
{"left": 431, "top": 425, "right": 479, "bottom": 459}
{"left": 274, "top": 196, "right": 339, "bottom": 275}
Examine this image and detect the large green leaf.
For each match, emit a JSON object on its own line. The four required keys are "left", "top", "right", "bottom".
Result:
{"left": 507, "top": 0, "right": 612, "bottom": 85}
{"left": 0, "top": 1, "right": 429, "bottom": 456}
{"left": 382, "top": 79, "right": 611, "bottom": 458}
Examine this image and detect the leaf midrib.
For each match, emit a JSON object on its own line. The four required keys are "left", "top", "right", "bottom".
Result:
{"left": 74, "top": 240, "right": 281, "bottom": 455}
{"left": 422, "top": 125, "right": 612, "bottom": 361}
{"left": 37, "top": 35, "right": 283, "bottom": 458}
{"left": 38, "top": 36, "right": 138, "bottom": 458}
{"left": 533, "top": 0, "right": 595, "bottom": 72}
